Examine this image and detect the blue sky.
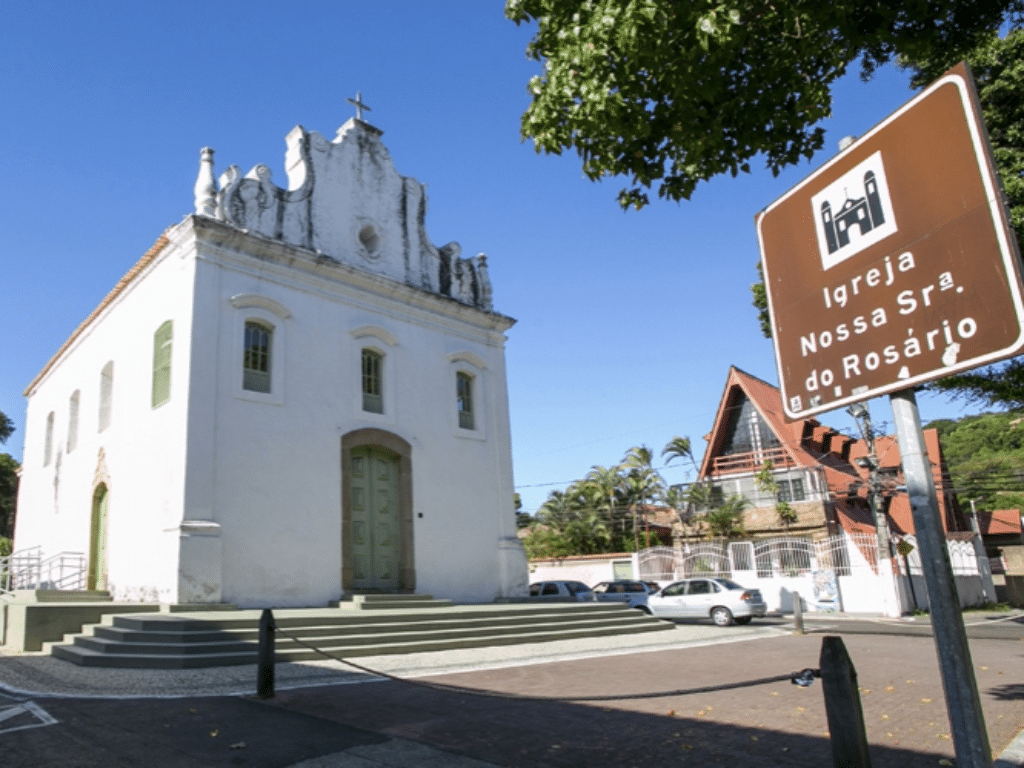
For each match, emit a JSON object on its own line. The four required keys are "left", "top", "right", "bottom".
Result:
{"left": 1, "top": 2, "right": 974, "bottom": 514}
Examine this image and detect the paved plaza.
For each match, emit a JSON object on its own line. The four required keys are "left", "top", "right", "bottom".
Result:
{"left": 1, "top": 615, "right": 1022, "bottom": 766}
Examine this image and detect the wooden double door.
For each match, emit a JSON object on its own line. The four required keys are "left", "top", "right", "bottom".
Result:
{"left": 347, "top": 446, "right": 401, "bottom": 590}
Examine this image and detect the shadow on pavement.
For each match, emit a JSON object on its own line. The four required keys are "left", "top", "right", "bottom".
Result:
{"left": 989, "top": 683, "right": 1024, "bottom": 701}
{"left": 267, "top": 679, "right": 964, "bottom": 768}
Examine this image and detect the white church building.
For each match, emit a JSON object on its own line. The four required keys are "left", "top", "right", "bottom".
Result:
{"left": 14, "top": 106, "right": 529, "bottom": 608}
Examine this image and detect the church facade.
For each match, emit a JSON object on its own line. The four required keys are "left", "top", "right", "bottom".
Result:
{"left": 14, "top": 113, "right": 529, "bottom": 607}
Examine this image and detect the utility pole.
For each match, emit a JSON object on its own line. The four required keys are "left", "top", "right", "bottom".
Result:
{"left": 847, "top": 402, "right": 901, "bottom": 617}
{"left": 968, "top": 499, "right": 995, "bottom": 604}
{"left": 891, "top": 389, "right": 991, "bottom": 767}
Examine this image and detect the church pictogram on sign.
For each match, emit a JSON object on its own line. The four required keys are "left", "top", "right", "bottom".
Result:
{"left": 812, "top": 151, "right": 898, "bottom": 270}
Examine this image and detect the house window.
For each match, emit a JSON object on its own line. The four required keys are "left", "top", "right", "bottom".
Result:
{"left": 152, "top": 320, "right": 173, "bottom": 408}
{"left": 44, "top": 411, "right": 54, "bottom": 466}
{"left": 778, "top": 478, "right": 805, "bottom": 503}
{"left": 361, "top": 349, "right": 383, "bottom": 414}
{"left": 98, "top": 361, "right": 114, "bottom": 431}
{"left": 243, "top": 322, "right": 272, "bottom": 393}
{"left": 67, "top": 391, "right": 80, "bottom": 453}
{"left": 457, "top": 372, "right": 474, "bottom": 430}
{"left": 720, "top": 393, "right": 781, "bottom": 456}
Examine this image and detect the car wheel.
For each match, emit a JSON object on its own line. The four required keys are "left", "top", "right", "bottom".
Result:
{"left": 635, "top": 605, "right": 652, "bottom": 615}
{"left": 711, "top": 606, "right": 734, "bottom": 626}
{"left": 734, "top": 616, "right": 752, "bottom": 625}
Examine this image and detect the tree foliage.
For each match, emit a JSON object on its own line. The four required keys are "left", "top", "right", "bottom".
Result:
{"left": 0, "top": 410, "right": 13, "bottom": 445}
{"left": 754, "top": 460, "right": 799, "bottom": 530}
{"left": 926, "top": 411, "right": 1024, "bottom": 512}
{"left": 703, "top": 494, "right": 748, "bottom": 538}
{"left": 0, "top": 411, "right": 16, "bottom": 539}
{"left": 506, "top": 0, "right": 1020, "bottom": 209}
{"left": 0, "top": 453, "right": 19, "bottom": 539}
{"left": 521, "top": 441, "right": 680, "bottom": 557}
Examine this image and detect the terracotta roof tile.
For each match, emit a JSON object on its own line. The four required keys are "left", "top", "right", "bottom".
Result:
{"left": 978, "top": 509, "right": 1023, "bottom": 535}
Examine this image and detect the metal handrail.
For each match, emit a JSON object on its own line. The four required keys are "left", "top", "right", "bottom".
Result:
{"left": 0, "top": 547, "right": 86, "bottom": 599}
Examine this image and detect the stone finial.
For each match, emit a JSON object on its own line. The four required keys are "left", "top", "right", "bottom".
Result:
{"left": 476, "top": 253, "right": 493, "bottom": 311}
{"left": 194, "top": 147, "right": 218, "bottom": 217}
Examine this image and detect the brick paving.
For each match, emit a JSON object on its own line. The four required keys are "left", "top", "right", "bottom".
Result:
{"left": 268, "top": 632, "right": 1024, "bottom": 767}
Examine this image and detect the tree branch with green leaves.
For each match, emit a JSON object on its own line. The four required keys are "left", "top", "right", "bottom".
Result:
{"left": 507, "top": 0, "right": 1020, "bottom": 209}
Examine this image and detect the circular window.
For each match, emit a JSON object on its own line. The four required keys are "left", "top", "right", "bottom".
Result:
{"left": 358, "top": 224, "right": 381, "bottom": 256}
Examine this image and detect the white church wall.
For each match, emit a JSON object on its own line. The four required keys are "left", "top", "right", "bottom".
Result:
{"left": 177, "top": 222, "right": 521, "bottom": 608}
{"left": 16, "top": 115, "right": 527, "bottom": 610}
{"left": 16, "top": 240, "right": 196, "bottom": 602}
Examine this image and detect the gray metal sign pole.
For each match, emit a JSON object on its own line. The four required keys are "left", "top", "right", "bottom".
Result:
{"left": 889, "top": 388, "right": 991, "bottom": 767}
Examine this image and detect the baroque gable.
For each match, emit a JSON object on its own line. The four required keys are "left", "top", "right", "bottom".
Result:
{"left": 193, "top": 117, "right": 493, "bottom": 311}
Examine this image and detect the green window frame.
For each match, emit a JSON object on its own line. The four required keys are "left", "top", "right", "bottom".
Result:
{"left": 43, "top": 411, "right": 54, "bottom": 466}
{"left": 98, "top": 361, "right": 114, "bottom": 432}
{"left": 67, "top": 390, "right": 80, "bottom": 452}
{"left": 151, "top": 320, "right": 173, "bottom": 408}
{"left": 361, "top": 349, "right": 383, "bottom": 414}
{"left": 457, "top": 371, "right": 474, "bottom": 430}
{"left": 243, "top": 321, "right": 272, "bottom": 393}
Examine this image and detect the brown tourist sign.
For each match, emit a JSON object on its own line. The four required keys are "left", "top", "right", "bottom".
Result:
{"left": 757, "top": 63, "right": 1024, "bottom": 421}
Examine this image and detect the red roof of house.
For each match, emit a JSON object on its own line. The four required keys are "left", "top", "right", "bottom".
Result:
{"left": 977, "top": 509, "right": 1023, "bottom": 536}
{"left": 698, "top": 366, "right": 964, "bottom": 537}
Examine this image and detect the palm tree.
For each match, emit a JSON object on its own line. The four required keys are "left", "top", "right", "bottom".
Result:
{"left": 585, "top": 464, "right": 623, "bottom": 518}
{"left": 661, "top": 435, "right": 698, "bottom": 475}
{"left": 664, "top": 484, "right": 700, "bottom": 538}
{"left": 704, "top": 495, "right": 748, "bottom": 539}
{"left": 620, "top": 445, "right": 666, "bottom": 550}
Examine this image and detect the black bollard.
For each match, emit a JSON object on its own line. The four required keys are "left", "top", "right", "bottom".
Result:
{"left": 820, "top": 635, "right": 871, "bottom": 767}
{"left": 257, "top": 608, "right": 276, "bottom": 699}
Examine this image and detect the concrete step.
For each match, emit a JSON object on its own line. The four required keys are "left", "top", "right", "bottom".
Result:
{"left": 10, "top": 589, "right": 112, "bottom": 603}
{"left": 87, "top": 608, "right": 638, "bottom": 645}
{"left": 78, "top": 610, "right": 654, "bottom": 651}
{"left": 52, "top": 613, "right": 672, "bottom": 668}
{"left": 349, "top": 594, "right": 454, "bottom": 610}
{"left": 49, "top": 602, "right": 674, "bottom": 668}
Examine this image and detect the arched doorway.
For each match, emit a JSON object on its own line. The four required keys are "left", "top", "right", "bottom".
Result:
{"left": 88, "top": 483, "right": 109, "bottom": 591}
{"left": 341, "top": 430, "right": 414, "bottom": 592}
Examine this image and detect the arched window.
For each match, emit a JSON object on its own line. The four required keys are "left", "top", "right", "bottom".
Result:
{"left": 361, "top": 348, "right": 383, "bottom": 414}
{"left": 243, "top": 321, "right": 272, "bottom": 393}
{"left": 457, "top": 371, "right": 474, "bottom": 430}
{"left": 43, "top": 411, "right": 55, "bottom": 466}
{"left": 152, "top": 320, "right": 173, "bottom": 408}
{"left": 98, "top": 361, "right": 114, "bottom": 432}
{"left": 67, "top": 391, "right": 80, "bottom": 452}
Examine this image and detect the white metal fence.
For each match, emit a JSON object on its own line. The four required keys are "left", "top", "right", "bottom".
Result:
{"left": 638, "top": 532, "right": 991, "bottom": 614}
{"left": 639, "top": 533, "right": 879, "bottom": 582}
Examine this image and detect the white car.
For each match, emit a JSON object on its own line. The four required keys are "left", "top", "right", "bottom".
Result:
{"left": 529, "top": 580, "right": 596, "bottom": 602}
{"left": 591, "top": 580, "right": 654, "bottom": 608}
{"left": 640, "top": 577, "right": 767, "bottom": 626}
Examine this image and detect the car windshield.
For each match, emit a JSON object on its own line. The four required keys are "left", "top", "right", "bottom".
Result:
{"left": 713, "top": 579, "right": 745, "bottom": 591}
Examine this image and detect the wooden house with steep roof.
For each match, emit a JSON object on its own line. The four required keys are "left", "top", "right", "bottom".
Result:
{"left": 688, "top": 366, "right": 967, "bottom": 541}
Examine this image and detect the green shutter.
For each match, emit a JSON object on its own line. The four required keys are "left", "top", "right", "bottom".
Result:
{"left": 362, "top": 349, "right": 383, "bottom": 413}
{"left": 457, "top": 372, "right": 474, "bottom": 430}
{"left": 243, "top": 322, "right": 272, "bottom": 393}
{"left": 151, "top": 320, "right": 173, "bottom": 407}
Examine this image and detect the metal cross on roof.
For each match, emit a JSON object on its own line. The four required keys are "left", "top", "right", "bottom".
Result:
{"left": 346, "top": 91, "right": 372, "bottom": 121}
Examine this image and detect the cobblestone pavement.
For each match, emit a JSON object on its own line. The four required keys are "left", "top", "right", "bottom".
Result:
{"left": 268, "top": 631, "right": 1024, "bottom": 767}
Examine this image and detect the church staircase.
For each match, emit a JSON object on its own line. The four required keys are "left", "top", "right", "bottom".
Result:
{"left": 47, "top": 596, "right": 674, "bottom": 669}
